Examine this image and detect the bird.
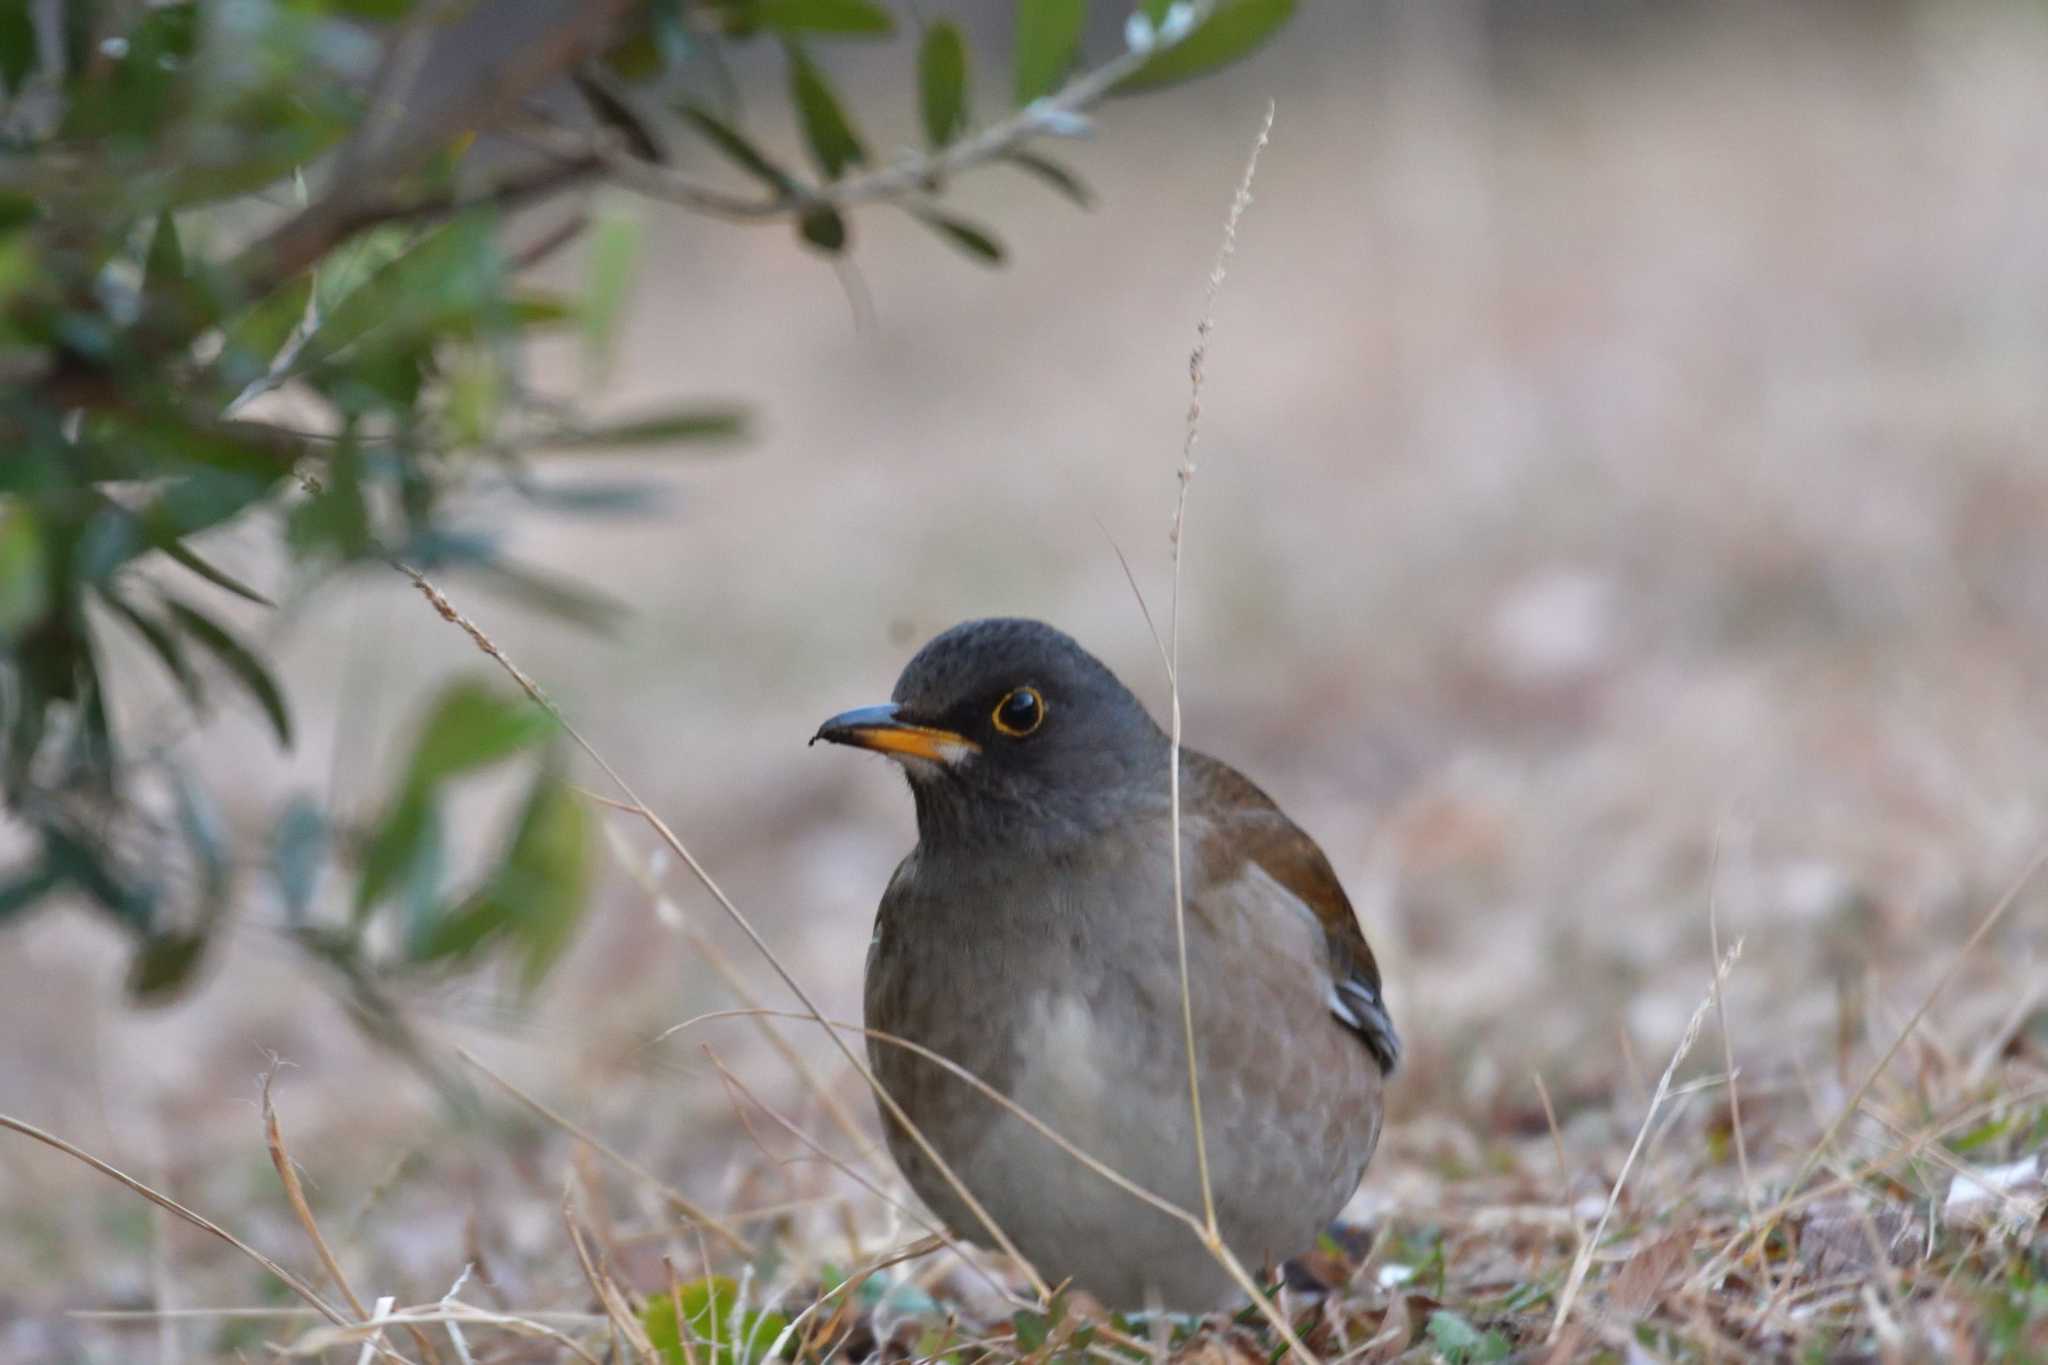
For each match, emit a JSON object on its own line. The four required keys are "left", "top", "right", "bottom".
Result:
{"left": 811, "top": 617, "right": 1398, "bottom": 1309}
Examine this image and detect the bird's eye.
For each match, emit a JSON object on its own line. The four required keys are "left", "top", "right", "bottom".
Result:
{"left": 990, "top": 686, "right": 1046, "bottom": 738}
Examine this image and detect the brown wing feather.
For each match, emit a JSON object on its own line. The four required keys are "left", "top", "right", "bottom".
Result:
{"left": 1186, "top": 751, "right": 1400, "bottom": 1073}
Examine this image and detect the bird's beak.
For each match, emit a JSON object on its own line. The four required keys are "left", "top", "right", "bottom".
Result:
{"left": 810, "top": 703, "right": 979, "bottom": 765}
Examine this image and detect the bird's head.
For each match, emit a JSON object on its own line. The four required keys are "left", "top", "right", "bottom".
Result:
{"left": 812, "top": 618, "right": 1168, "bottom": 850}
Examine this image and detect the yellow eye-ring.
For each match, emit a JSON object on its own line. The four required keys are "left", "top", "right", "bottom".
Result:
{"left": 991, "top": 686, "right": 1046, "bottom": 737}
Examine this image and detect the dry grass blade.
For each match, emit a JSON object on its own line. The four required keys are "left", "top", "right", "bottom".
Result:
{"left": 0, "top": 1112, "right": 420, "bottom": 1359}
{"left": 1705, "top": 830, "right": 1757, "bottom": 1225}
{"left": 699, "top": 1047, "right": 1020, "bottom": 1303}
{"left": 602, "top": 821, "right": 886, "bottom": 1172}
{"left": 405, "top": 566, "right": 1051, "bottom": 1299}
{"left": 1762, "top": 839, "right": 2048, "bottom": 1247}
{"left": 263, "top": 1068, "right": 447, "bottom": 1365}
{"left": 1165, "top": 98, "right": 1276, "bottom": 1246}
{"left": 452, "top": 1043, "right": 750, "bottom": 1257}
{"left": 1549, "top": 937, "right": 1744, "bottom": 1341}
{"left": 563, "top": 1174, "right": 659, "bottom": 1361}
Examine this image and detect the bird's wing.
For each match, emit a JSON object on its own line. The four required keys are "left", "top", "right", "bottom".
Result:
{"left": 1185, "top": 751, "right": 1400, "bottom": 1074}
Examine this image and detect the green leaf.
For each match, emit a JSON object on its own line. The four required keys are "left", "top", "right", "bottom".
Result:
{"left": 0, "top": 499, "right": 48, "bottom": 640}
{"left": 645, "top": 1276, "right": 791, "bottom": 1365}
{"left": 401, "top": 682, "right": 554, "bottom": 795}
{"left": 298, "top": 215, "right": 504, "bottom": 374}
{"left": 797, "top": 204, "right": 847, "bottom": 253}
{"left": 907, "top": 208, "right": 1006, "bottom": 265}
{"left": 1115, "top": 0, "right": 1294, "bottom": 93}
{"left": 1425, "top": 1310, "right": 1510, "bottom": 1365}
{"left": 572, "top": 72, "right": 665, "bottom": 162}
{"left": 755, "top": 0, "right": 893, "bottom": 35}
{"left": 499, "top": 772, "right": 590, "bottom": 991}
{"left": 126, "top": 933, "right": 210, "bottom": 1003}
{"left": 0, "top": 864, "right": 63, "bottom": 922}
{"left": 161, "top": 538, "right": 275, "bottom": 607}
{"left": 1012, "top": 1308, "right": 1049, "bottom": 1352}
{"left": 101, "top": 589, "right": 204, "bottom": 709}
{"left": 785, "top": 42, "right": 866, "bottom": 179}
{"left": 677, "top": 105, "right": 796, "bottom": 191}
{"left": 217, "top": 275, "right": 313, "bottom": 390}
{"left": 285, "top": 443, "right": 373, "bottom": 560}
{"left": 354, "top": 790, "right": 438, "bottom": 923}
{"left": 548, "top": 406, "right": 748, "bottom": 450}
{"left": 1013, "top": 0, "right": 1087, "bottom": 105}
{"left": 142, "top": 212, "right": 186, "bottom": 299}
{"left": 582, "top": 195, "right": 644, "bottom": 384}
{"left": 164, "top": 601, "right": 292, "bottom": 747}
{"left": 272, "top": 798, "right": 328, "bottom": 923}
{"left": 1003, "top": 149, "right": 1093, "bottom": 207}
{"left": 169, "top": 768, "right": 230, "bottom": 913}
{"left": 918, "top": 21, "right": 968, "bottom": 149}
{"left": 0, "top": 1, "right": 34, "bottom": 96}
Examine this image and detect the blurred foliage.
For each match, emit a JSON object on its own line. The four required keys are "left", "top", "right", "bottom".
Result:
{"left": 0, "top": 0, "right": 1289, "bottom": 1040}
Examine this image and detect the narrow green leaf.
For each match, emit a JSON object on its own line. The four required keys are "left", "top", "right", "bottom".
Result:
{"left": 755, "top": 0, "right": 893, "bottom": 35}
{"left": 169, "top": 768, "right": 230, "bottom": 912}
{"left": 218, "top": 275, "right": 313, "bottom": 390}
{"left": 355, "top": 792, "right": 439, "bottom": 925}
{"left": 101, "top": 589, "right": 205, "bottom": 710}
{"left": 1002, "top": 149, "right": 1094, "bottom": 207}
{"left": 549, "top": 406, "right": 748, "bottom": 450}
{"left": 299, "top": 215, "right": 503, "bottom": 373}
{"left": 797, "top": 204, "right": 847, "bottom": 253}
{"left": 272, "top": 797, "right": 328, "bottom": 923}
{"left": 143, "top": 212, "right": 186, "bottom": 299}
{"left": 676, "top": 105, "right": 796, "bottom": 191}
{"left": 1014, "top": 0, "right": 1087, "bottom": 105}
{"left": 164, "top": 601, "right": 293, "bottom": 747}
{"left": 785, "top": 42, "right": 866, "bottom": 180}
{"left": 502, "top": 773, "right": 589, "bottom": 991}
{"left": 582, "top": 195, "right": 645, "bottom": 384}
{"left": 0, "top": 1, "right": 34, "bottom": 96}
{"left": 126, "top": 933, "right": 210, "bottom": 1003}
{"left": 908, "top": 208, "right": 1006, "bottom": 265}
{"left": 401, "top": 682, "right": 555, "bottom": 795}
{"left": 918, "top": 21, "right": 969, "bottom": 149}
{"left": 1114, "top": 0, "right": 1294, "bottom": 93}
{"left": 159, "top": 537, "right": 274, "bottom": 607}
{"left": 0, "top": 864, "right": 62, "bottom": 922}
{"left": 573, "top": 72, "right": 666, "bottom": 162}
{"left": 0, "top": 499, "right": 47, "bottom": 640}
{"left": 285, "top": 443, "right": 373, "bottom": 560}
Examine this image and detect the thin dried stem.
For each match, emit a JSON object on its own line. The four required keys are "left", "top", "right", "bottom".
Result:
{"left": 1763, "top": 839, "right": 2048, "bottom": 1250}
{"left": 1166, "top": 96, "right": 1275, "bottom": 1245}
{"left": 452, "top": 1044, "right": 750, "bottom": 1257}
{"left": 0, "top": 1112, "right": 417, "bottom": 1362}
{"left": 1705, "top": 828, "right": 1758, "bottom": 1225}
{"left": 261, "top": 1069, "right": 446, "bottom": 1365}
{"left": 1550, "top": 937, "right": 1744, "bottom": 1341}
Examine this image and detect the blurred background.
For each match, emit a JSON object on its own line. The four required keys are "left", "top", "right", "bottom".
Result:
{"left": 7, "top": 0, "right": 2048, "bottom": 1355}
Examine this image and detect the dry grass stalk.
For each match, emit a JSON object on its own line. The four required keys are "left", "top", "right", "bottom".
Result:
{"left": 1164, "top": 96, "right": 1277, "bottom": 1244}
{"left": 0, "top": 1112, "right": 398, "bottom": 1356}
{"left": 262, "top": 1065, "right": 446, "bottom": 1365}
{"left": 452, "top": 1043, "right": 751, "bottom": 1256}
{"left": 1549, "top": 936, "right": 1744, "bottom": 1341}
